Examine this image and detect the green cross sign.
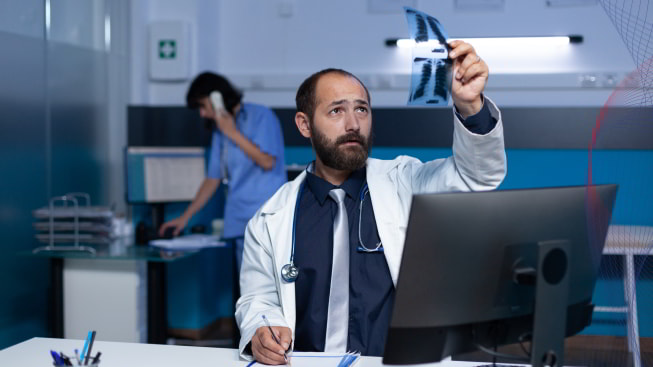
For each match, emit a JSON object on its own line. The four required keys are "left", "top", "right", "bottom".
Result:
{"left": 158, "top": 40, "right": 176, "bottom": 59}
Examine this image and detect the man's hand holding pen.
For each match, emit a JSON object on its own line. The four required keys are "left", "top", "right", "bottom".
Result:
{"left": 252, "top": 316, "right": 292, "bottom": 365}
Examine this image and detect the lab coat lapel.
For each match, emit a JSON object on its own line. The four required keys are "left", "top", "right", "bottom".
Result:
{"left": 262, "top": 173, "right": 305, "bottom": 329}
{"left": 366, "top": 162, "right": 404, "bottom": 286}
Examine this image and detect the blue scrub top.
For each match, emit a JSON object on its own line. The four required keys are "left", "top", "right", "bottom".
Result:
{"left": 207, "top": 103, "right": 287, "bottom": 238}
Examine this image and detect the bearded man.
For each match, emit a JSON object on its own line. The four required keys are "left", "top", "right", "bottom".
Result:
{"left": 235, "top": 41, "right": 506, "bottom": 364}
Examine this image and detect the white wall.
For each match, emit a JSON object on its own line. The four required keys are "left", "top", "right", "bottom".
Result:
{"left": 130, "top": 0, "right": 220, "bottom": 105}
{"left": 131, "top": 0, "right": 646, "bottom": 107}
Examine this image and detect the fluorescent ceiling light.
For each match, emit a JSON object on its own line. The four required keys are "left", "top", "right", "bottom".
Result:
{"left": 45, "top": 0, "right": 51, "bottom": 37}
{"left": 104, "top": 15, "right": 111, "bottom": 51}
{"left": 388, "top": 35, "right": 582, "bottom": 49}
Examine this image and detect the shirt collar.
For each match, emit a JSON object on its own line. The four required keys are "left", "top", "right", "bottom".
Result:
{"left": 236, "top": 103, "right": 247, "bottom": 122}
{"left": 305, "top": 163, "right": 366, "bottom": 205}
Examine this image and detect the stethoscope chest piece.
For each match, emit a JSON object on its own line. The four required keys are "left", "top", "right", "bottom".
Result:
{"left": 281, "top": 263, "right": 299, "bottom": 283}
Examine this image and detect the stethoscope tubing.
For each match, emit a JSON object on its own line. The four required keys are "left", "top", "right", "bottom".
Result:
{"left": 282, "top": 176, "right": 380, "bottom": 283}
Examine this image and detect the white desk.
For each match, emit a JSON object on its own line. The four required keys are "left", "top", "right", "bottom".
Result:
{"left": 595, "top": 225, "right": 653, "bottom": 367}
{"left": 25, "top": 242, "right": 204, "bottom": 344}
{"left": 0, "top": 338, "right": 490, "bottom": 367}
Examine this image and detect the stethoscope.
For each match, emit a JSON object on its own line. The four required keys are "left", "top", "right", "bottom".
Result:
{"left": 280, "top": 177, "right": 383, "bottom": 283}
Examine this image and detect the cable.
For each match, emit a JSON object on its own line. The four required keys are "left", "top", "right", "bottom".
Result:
{"left": 493, "top": 331, "right": 498, "bottom": 366}
{"left": 470, "top": 324, "right": 531, "bottom": 364}
{"left": 474, "top": 343, "right": 530, "bottom": 363}
{"left": 517, "top": 332, "right": 532, "bottom": 358}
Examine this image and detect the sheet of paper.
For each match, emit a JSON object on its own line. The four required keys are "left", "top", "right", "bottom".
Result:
{"left": 144, "top": 155, "right": 205, "bottom": 202}
{"left": 149, "top": 234, "right": 226, "bottom": 251}
{"left": 251, "top": 352, "right": 360, "bottom": 367}
{"left": 404, "top": 7, "right": 453, "bottom": 106}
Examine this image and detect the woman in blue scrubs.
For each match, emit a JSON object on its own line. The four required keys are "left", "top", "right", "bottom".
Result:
{"left": 159, "top": 72, "right": 287, "bottom": 271}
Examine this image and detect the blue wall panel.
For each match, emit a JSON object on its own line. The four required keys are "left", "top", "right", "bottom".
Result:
{"left": 48, "top": 42, "right": 109, "bottom": 204}
{"left": 0, "top": 31, "right": 50, "bottom": 349}
{"left": 0, "top": 7, "right": 118, "bottom": 349}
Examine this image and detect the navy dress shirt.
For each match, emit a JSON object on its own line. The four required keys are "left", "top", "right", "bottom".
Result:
{"left": 294, "top": 167, "right": 394, "bottom": 356}
{"left": 293, "top": 102, "right": 496, "bottom": 356}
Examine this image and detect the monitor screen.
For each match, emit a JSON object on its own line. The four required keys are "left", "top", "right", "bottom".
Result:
{"left": 383, "top": 184, "right": 618, "bottom": 365}
{"left": 125, "top": 146, "right": 206, "bottom": 203}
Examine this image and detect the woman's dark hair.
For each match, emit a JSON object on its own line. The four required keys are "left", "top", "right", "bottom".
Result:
{"left": 186, "top": 72, "right": 243, "bottom": 115}
{"left": 295, "top": 68, "right": 370, "bottom": 121}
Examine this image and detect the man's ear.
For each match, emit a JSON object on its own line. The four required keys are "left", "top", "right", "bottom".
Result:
{"left": 295, "top": 112, "right": 312, "bottom": 138}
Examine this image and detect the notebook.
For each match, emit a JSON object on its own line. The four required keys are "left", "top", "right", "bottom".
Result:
{"left": 149, "top": 234, "right": 226, "bottom": 251}
{"left": 247, "top": 352, "right": 361, "bottom": 367}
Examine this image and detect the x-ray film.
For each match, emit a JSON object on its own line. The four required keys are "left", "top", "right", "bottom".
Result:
{"left": 404, "top": 7, "right": 453, "bottom": 106}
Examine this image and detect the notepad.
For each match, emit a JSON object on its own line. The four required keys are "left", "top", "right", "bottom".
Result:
{"left": 249, "top": 352, "right": 361, "bottom": 367}
{"left": 149, "top": 234, "right": 226, "bottom": 251}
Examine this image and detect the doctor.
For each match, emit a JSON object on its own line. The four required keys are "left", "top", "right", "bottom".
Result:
{"left": 236, "top": 40, "right": 506, "bottom": 364}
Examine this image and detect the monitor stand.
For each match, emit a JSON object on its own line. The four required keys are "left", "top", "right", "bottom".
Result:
{"left": 152, "top": 203, "right": 165, "bottom": 233}
{"left": 477, "top": 239, "right": 570, "bottom": 367}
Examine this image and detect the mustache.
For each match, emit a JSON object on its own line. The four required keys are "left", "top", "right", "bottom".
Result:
{"left": 335, "top": 132, "right": 366, "bottom": 146}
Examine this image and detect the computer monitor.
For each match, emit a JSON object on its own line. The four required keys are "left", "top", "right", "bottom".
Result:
{"left": 383, "top": 184, "right": 618, "bottom": 366}
{"left": 125, "top": 146, "right": 206, "bottom": 204}
{"left": 125, "top": 146, "right": 207, "bottom": 233}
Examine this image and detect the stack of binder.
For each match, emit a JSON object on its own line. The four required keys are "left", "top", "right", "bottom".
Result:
{"left": 32, "top": 192, "right": 114, "bottom": 254}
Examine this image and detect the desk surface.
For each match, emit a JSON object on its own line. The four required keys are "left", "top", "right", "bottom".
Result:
{"left": 0, "top": 338, "right": 491, "bottom": 367}
{"left": 21, "top": 239, "right": 205, "bottom": 262}
{"left": 604, "top": 225, "right": 653, "bottom": 255}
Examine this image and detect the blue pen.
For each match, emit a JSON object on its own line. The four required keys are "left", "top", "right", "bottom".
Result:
{"left": 84, "top": 330, "right": 96, "bottom": 365}
{"left": 50, "top": 350, "right": 63, "bottom": 366}
{"left": 261, "top": 315, "right": 290, "bottom": 365}
{"left": 80, "top": 331, "right": 93, "bottom": 364}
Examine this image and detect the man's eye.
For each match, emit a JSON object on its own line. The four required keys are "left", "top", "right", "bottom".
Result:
{"left": 356, "top": 107, "right": 368, "bottom": 113}
{"left": 329, "top": 108, "right": 342, "bottom": 114}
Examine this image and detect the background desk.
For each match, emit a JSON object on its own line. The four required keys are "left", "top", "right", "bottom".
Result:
{"left": 595, "top": 225, "right": 653, "bottom": 367}
{"left": 23, "top": 241, "right": 206, "bottom": 344}
{"left": 0, "top": 337, "right": 496, "bottom": 367}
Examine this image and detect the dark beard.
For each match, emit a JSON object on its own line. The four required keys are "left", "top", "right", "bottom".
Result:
{"left": 310, "top": 124, "right": 372, "bottom": 171}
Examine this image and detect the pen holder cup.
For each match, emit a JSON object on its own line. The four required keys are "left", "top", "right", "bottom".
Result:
{"left": 53, "top": 363, "right": 99, "bottom": 367}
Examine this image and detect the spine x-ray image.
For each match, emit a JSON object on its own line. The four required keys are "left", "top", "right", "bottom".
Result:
{"left": 404, "top": 7, "right": 453, "bottom": 106}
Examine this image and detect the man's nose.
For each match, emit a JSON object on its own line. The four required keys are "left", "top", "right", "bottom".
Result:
{"left": 344, "top": 111, "right": 360, "bottom": 132}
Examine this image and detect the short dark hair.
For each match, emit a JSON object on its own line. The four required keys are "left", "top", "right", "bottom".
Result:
{"left": 295, "top": 68, "right": 371, "bottom": 121}
{"left": 186, "top": 72, "right": 243, "bottom": 115}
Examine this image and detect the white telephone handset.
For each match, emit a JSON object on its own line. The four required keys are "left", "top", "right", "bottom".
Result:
{"left": 209, "top": 91, "right": 225, "bottom": 114}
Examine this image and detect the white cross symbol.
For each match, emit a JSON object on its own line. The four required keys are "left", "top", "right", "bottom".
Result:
{"left": 159, "top": 41, "right": 175, "bottom": 58}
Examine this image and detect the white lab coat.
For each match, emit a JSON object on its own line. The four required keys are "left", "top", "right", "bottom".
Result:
{"left": 235, "top": 98, "right": 506, "bottom": 359}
